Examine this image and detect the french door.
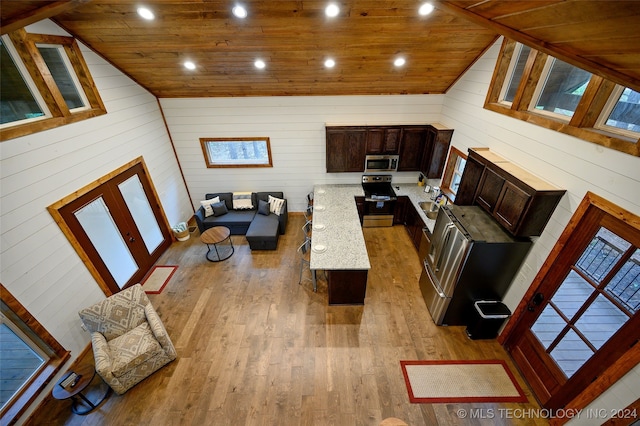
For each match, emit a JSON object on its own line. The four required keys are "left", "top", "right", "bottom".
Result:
{"left": 504, "top": 194, "right": 640, "bottom": 410}
{"left": 57, "top": 162, "right": 171, "bottom": 294}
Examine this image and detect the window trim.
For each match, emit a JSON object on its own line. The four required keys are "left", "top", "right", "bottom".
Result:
{"left": 0, "top": 284, "right": 70, "bottom": 425}
{"left": 441, "top": 146, "right": 467, "bottom": 202}
{"left": 0, "top": 28, "right": 106, "bottom": 142}
{"left": 498, "top": 43, "right": 531, "bottom": 107}
{"left": 200, "top": 137, "right": 274, "bottom": 168}
{"left": 485, "top": 39, "right": 639, "bottom": 157}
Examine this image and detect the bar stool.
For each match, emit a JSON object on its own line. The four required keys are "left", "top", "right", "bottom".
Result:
{"left": 297, "top": 238, "right": 317, "bottom": 292}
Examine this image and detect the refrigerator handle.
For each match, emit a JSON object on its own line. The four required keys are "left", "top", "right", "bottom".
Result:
{"left": 435, "top": 223, "right": 456, "bottom": 273}
{"left": 424, "top": 259, "right": 447, "bottom": 298}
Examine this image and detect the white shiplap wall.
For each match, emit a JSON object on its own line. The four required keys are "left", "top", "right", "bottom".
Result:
{"left": 441, "top": 38, "right": 640, "bottom": 421}
{"left": 159, "top": 95, "right": 444, "bottom": 212}
{"left": 0, "top": 20, "right": 191, "bottom": 421}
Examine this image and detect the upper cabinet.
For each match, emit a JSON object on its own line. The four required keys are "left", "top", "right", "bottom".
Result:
{"left": 326, "top": 124, "right": 453, "bottom": 176}
{"left": 326, "top": 127, "right": 367, "bottom": 172}
{"left": 455, "top": 148, "right": 566, "bottom": 237}
{"left": 366, "top": 127, "right": 401, "bottom": 154}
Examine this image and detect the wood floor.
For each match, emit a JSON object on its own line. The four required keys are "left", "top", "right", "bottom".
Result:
{"left": 29, "top": 216, "right": 548, "bottom": 425}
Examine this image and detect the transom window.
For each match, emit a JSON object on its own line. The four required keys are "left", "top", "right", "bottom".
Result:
{"left": 200, "top": 137, "right": 273, "bottom": 168}
{"left": 485, "top": 39, "right": 639, "bottom": 157}
{"left": 530, "top": 57, "right": 592, "bottom": 120}
{"left": 0, "top": 29, "right": 106, "bottom": 142}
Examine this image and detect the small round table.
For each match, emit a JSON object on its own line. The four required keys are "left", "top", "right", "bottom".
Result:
{"left": 51, "top": 364, "right": 111, "bottom": 415}
{"left": 200, "top": 226, "right": 234, "bottom": 262}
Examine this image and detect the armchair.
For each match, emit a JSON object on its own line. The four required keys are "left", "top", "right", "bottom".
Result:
{"left": 78, "top": 284, "right": 176, "bottom": 395}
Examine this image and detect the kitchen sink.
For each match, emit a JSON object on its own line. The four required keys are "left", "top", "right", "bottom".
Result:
{"left": 419, "top": 201, "right": 439, "bottom": 219}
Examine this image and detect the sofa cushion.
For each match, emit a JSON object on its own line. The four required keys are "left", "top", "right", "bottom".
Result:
{"left": 200, "top": 196, "right": 220, "bottom": 217}
{"left": 257, "top": 199, "right": 270, "bottom": 216}
{"left": 212, "top": 200, "right": 228, "bottom": 216}
{"left": 268, "top": 195, "right": 285, "bottom": 215}
{"left": 205, "top": 193, "right": 233, "bottom": 211}
{"left": 201, "top": 209, "right": 256, "bottom": 228}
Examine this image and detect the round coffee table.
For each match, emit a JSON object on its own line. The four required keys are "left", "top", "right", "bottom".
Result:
{"left": 51, "top": 364, "right": 111, "bottom": 415}
{"left": 200, "top": 226, "right": 234, "bottom": 262}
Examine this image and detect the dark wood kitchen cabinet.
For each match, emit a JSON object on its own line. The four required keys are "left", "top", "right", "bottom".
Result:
{"left": 423, "top": 125, "right": 453, "bottom": 178}
{"left": 403, "top": 202, "right": 426, "bottom": 250}
{"left": 366, "top": 127, "right": 401, "bottom": 154}
{"left": 455, "top": 148, "right": 566, "bottom": 237}
{"left": 398, "top": 127, "right": 428, "bottom": 171}
{"left": 326, "top": 127, "right": 366, "bottom": 172}
{"left": 355, "top": 196, "right": 365, "bottom": 224}
{"left": 393, "top": 196, "right": 408, "bottom": 224}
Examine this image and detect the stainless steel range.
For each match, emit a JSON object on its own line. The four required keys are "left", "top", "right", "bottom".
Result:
{"left": 361, "top": 175, "right": 397, "bottom": 227}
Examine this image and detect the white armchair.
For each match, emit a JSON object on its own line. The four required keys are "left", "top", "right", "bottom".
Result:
{"left": 78, "top": 284, "right": 176, "bottom": 395}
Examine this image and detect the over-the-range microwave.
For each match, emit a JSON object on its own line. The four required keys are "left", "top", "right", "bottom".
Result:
{"left": 364, "top": 155, "right": 399, "bottom": 172}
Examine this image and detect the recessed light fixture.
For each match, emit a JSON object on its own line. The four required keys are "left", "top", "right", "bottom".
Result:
{"left": 419, "top": 3, "right": 435, "bottom": 16}
{"left": 184, "top": 61, "right": 196, "bottom": 70}
{"left": 394, "top": 57, "right": 406, "bottom": 67}
{"left": 324, "top": 58, "right": 336, "bottom": 68}
{"left": 232, "top": 5, "right": 248, "bottom": 18}
{"left": 254, "top": 59, "right": 266, "bottom": 69}
{"left": 325, "top": 3, "right": 340, "bottom": 17}
{"left": 137, "top": 7, "right": 155, "bottom": 20}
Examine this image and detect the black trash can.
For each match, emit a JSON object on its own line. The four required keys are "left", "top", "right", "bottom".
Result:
{"left": 466, "top": 300, "right": 511, "bottom": 340}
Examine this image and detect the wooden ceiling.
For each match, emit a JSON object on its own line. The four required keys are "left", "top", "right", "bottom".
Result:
{"left": 2, "top": 1, "right": 640, "bottom": 98}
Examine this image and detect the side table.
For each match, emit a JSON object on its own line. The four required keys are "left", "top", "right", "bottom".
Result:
{"left": 51, "top": 364, "right": 111, "bottom": 415}
{"left": 200, "top": 226, "right": 234, "bottom": 262}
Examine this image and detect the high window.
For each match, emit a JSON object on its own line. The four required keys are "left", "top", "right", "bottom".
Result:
{"left": 200, "top": 137, "right": 273, "bottom": 168}
{"left": 0, "top": 29, "right": 106, "bottom": 142}
{"left": 485, "top": 39, "right": 639, "bottom": 157}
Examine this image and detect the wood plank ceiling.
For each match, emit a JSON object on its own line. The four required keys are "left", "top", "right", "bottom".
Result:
{"left": 2, "top": 1, "right": 640, "bottom": 97}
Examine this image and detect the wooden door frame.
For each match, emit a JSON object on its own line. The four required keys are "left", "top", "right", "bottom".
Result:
{"left": 500, "top": 191, "right": 640, "bottom": 425}
{"left": 48, "top": 157, "right": 173, "bottom": 296}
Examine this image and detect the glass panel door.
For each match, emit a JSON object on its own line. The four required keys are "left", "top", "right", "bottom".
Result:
{"left": 74, "top": 196, "right": 138, "bottom": 288}
{"left": 118, "top": 175, "right": 163, "bottom": 254}
{"left": 531, "top": 227, "right": 636, "bottom": 378}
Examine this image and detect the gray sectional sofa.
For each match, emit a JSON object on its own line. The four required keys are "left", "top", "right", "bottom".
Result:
{"left": 194, "top": 192, "right": 288, "bottom": 250}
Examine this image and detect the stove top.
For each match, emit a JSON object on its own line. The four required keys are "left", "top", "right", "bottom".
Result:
{"left": 362, "top": 175, "right": 397, "bottom": 201}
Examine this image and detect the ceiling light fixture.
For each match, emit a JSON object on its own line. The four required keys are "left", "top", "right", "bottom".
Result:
{"left": 137, "top": 7, "right": 155, "bottom": 20}
{"left": 324, "top": 58, "right": 336, "bottom": 68}
{"left": 419, "top": 3, "right": 435, "bottom": 16}
{"left": 394, "top": 57, "right": 406, "bottom": 67}
{"left": 184, "top": 61, "right": 196, "bottom": 70}
{"left": 325, "top": 3, "right": 340, "bottom": 17}
{"left": 254, "top": 59, "right": 266, "bottom": 69}
{"left": 232, "top": 5, "right": 248, "bottom": 18}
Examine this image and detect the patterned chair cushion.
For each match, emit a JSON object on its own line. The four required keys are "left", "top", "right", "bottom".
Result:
{"left": 108, "top": 322, "right": 163, "bottom": 378}
{"left": 78, "top": 285, "right": 148, "bottom": 341}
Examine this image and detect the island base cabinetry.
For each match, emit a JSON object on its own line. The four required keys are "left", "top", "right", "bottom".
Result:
{"left": 327, "top": 270, "right": 368, "bottom": 305}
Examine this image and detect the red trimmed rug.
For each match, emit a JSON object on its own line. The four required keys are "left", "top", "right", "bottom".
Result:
{"left": 141, "top": 265, "right": 178, "bottom": 294}
{"left": 400, "top": 360, "right": 528, "bottom": 404}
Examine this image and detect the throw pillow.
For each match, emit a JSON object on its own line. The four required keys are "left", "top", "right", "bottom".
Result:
{"left": 200, "top": 196, "right": 220, "bottom": 217}
{"left": 268, "top": 195, "right": 285, "bottom": 216}
{"left": 258, "top": 199, "right": 270, "bottom": 216}
{"left": 212, "top": 200, "right": 228, "bottom": 217}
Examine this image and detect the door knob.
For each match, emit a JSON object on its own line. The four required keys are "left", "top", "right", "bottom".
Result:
{"left": 129, "top": 237, "right": 135, "bottom": 242}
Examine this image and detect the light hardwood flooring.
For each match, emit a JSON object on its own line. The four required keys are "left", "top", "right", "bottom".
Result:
{"left": 30, "top": 215, "right": 548, "bottom": 425}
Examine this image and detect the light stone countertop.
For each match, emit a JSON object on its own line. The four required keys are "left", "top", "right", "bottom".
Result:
{"left": 310, "top": 184, "right": 370, "bottom": 271}
{"left": 309, "top": 182, "right": 443, "bottom": 270}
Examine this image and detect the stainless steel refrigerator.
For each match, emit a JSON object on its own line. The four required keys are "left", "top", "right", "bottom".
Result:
{"left": 419, "top": 204, "right": 532, "bottom": 326}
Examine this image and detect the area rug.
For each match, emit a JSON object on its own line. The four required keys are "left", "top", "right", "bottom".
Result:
{"left": 141, "top": 265, "right": 177, "bottom": 294}
{"left": 400, "top": 360, "right": 528, "bottom": 404}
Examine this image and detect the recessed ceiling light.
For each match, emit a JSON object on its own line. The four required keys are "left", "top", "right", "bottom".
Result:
{"left": 184, "top": 61, "right": 196, "bottom": 70}
{"left": 325, "top": 3, "right": 340, "bottom": 17}
{"left": 419, "top": 3, "right": 434, "bottom": 16}
{"left": 232, "top": 5, "right": 248, "bottom": 18}
{"left": 394, "top": 57, "right": 406, "bottom": 67}
{"left": 137, "top": 7, "right": 155, "bottom": 20}
{"left": 254, "top": 59, "right": 266, "bottom": 69}
{"left": 324, "top": 58, "right": 336, "bottom": 68}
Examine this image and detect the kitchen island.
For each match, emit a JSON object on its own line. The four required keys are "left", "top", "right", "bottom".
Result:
{"left": 310, "top": 182, "right": 440, "bottom": 305}
{"left": 310, "top": 184, "right": 370, "bottom": 305}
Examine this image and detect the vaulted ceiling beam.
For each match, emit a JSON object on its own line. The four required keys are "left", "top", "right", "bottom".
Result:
{"left": 1, "top": 0, "right": 91, "bottom": 35}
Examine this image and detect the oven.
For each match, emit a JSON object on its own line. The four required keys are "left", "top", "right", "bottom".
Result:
{"left": 362, "top": 175, "right": 397, "bottom": 227}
